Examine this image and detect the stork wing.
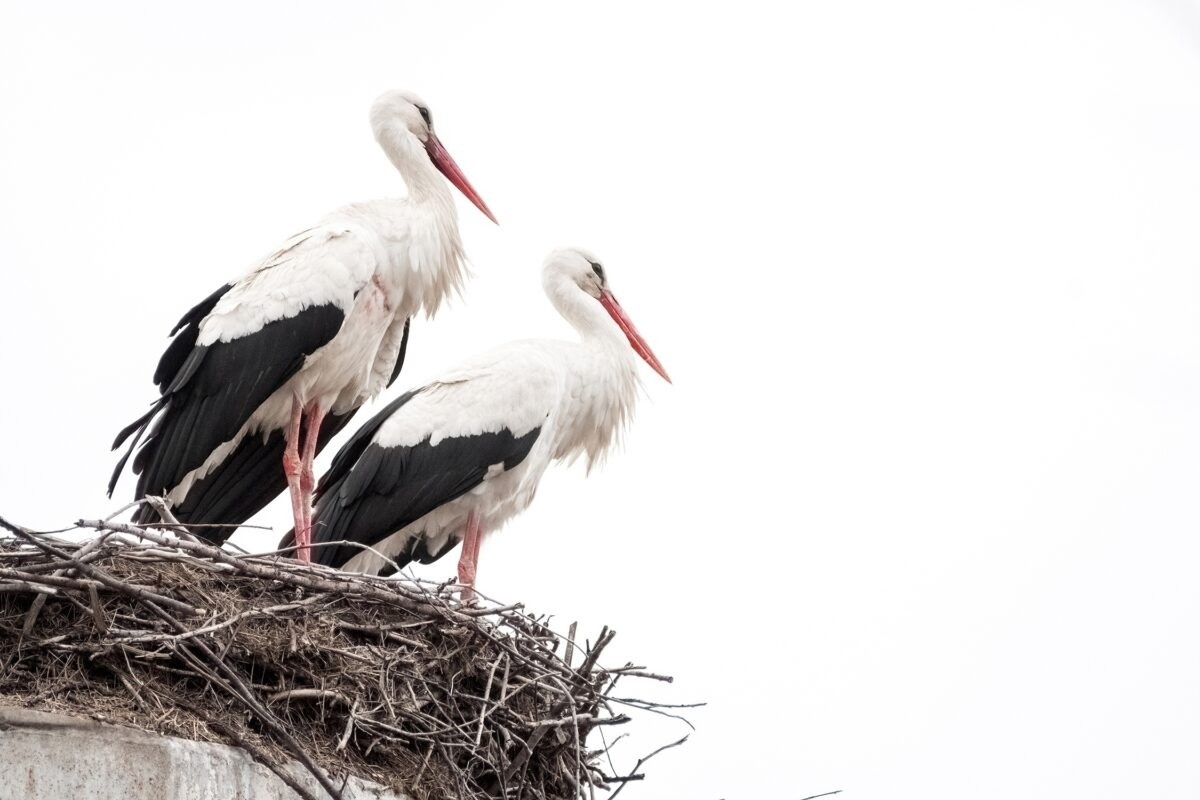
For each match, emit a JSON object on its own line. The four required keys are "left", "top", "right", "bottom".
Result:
{"left": 109, "top": 226, "right": 376, "bottom": 513}
{"left": 152, "top": 319, "right": 414, "bottom": 535}
{"left": 299, "top": 347, "right": 558, "bottom": 569}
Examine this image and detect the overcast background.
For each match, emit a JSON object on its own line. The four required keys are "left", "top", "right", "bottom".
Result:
{"left": 4, "top": 1, "right": 1200, "bottom": 797}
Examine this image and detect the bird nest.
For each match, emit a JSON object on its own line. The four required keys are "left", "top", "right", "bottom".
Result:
{"left": 0, "top": 515, "right": 687, "bottom": 800}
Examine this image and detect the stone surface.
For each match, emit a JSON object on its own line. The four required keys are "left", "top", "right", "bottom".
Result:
{"left": 0, "top": 706, "right": 410, "bottom": 800}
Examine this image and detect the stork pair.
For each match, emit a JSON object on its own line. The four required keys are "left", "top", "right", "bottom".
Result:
{"left": 109, "top": 90, "right": 669, "bottom": 595}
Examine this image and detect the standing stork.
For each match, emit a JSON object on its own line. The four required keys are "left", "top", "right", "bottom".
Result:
{"left": 289, "top": 248, "right": 670, "bottom": 597}
{"left": 109, "top": 89, "right": 496, "bottom": 561}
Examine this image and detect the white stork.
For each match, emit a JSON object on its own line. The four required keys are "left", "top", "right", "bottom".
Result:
{"left": 291, "top": 248, "right": 670, "bottom": 597}
{"left": 109, "top": 89, "right": 495, "bottom": 561}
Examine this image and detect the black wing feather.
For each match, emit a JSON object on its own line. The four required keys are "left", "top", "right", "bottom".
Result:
{"left": 110, "top": 302, "right": 346, "bottom": 510}
{"left": 316, "top": 389, "right": 422, "bottom": 499}
{"left": 387, "top": 318, "right": 411, "bottom": 388}
{"left": 134, "top": 316, "right": 414, "bottom": 539}
{"left": 145, "top": 407, "right": 356, "bottom": 538}
{"left": 154, "top": 282, "right": 235, "bottom": 391}
{"left": 108, "top": 289, "right": 234, "bottom": 490}
{"left": 306, "top": 422, "right": 542, "bottom": 569}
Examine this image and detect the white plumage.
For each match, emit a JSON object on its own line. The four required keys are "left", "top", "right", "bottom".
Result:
{"left": 175, "top": 205, "right": 460, "bottom": 500}
{"left": 110, "top": 90, "right": 495, "bottom": 560}
{"left": 304, "top": 248, "right": 671, "bottom": 596}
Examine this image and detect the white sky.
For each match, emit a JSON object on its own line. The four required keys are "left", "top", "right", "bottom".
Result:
{"left": 3, "top": 1, "right": 1200, "bottom": 797}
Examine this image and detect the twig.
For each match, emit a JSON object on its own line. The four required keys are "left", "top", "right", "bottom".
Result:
{"left": 269, "top": 689, "right": 354, "bottom": 708}
{"left": 0, "top": 513, "right": 694, "bottom": 800}
{"left": 564, "top": 621, "right": 578, "bottom": 669}
{"left": 608, "top": 736, "right": 690, "bottom": 800}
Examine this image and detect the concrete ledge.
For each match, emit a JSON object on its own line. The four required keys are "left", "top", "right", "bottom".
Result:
{"left": 0, "top": 706, "right": 409, "bottom": 800}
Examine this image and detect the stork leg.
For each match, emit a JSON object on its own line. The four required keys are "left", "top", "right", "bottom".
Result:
{"left": 298, "top": 401, "right": 328, "bottom": 560}
{"left": 457, "top": 513, "right": 484, "bottom": 603}
{"left": 282, "top": 395, "right": 310, "bottom": 562}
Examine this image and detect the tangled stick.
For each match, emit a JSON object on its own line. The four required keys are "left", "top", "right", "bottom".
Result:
{"left": 0, "top": 515, "right": 695, "bottom": 800}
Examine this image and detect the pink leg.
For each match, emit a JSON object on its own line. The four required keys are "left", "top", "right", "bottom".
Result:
{"left": 457, "top": 513, "right": 484, "bottom": 602}
{"left": 283, "top": 396, "right": 310, "bottom": 562}
{"left": 298, "top": 401, "right": 327, "bottom": 561}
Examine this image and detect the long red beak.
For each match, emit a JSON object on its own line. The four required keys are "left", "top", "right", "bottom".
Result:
{"left": 599, "top": 290, "right": 671, "bottom": 383}
{"left": 425, "top": 132, "right": 498, "bottom": 224}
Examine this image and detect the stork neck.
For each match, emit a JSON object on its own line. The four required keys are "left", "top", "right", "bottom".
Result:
{"left": 545, "top": 275, "right": 629, "bottom": 352}
{"left": 379, "top": 128, "right": 456, "bottom": 213}
{"left": 544, "top": 275, "right": 642, "bottom": 472}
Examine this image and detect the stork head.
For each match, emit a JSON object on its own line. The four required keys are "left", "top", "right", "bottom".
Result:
{"left": 370, "top": 89, "right": 497, "bottom": 224}
{"left": 543, "top": 248, "right": 671, "bottom": 383}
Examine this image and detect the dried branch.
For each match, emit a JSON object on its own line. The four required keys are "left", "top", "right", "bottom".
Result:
{"left": 0, "top": 514, "right": 693, "bottom": 800}
{"left": 607, "top": 736, "right": 690, "bottom": 800}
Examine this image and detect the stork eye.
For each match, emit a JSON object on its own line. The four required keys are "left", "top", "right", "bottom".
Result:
{"left": 589, "top": 262, "right": 605, "bottom": 282}
{"left": 417, "top": 106, "right": 432, "bottom": 127}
